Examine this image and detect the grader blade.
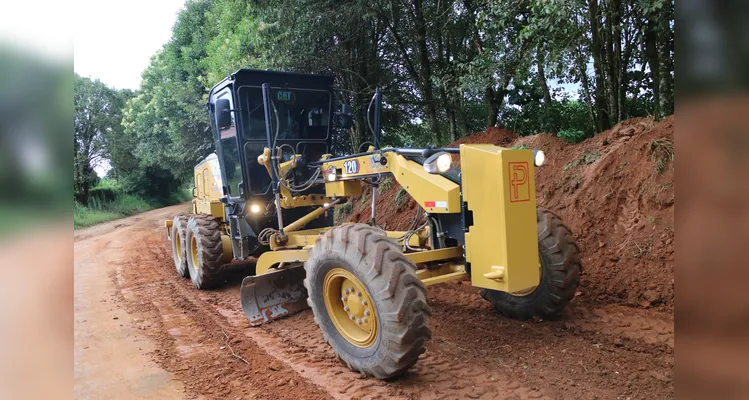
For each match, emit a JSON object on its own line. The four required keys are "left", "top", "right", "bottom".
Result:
{"left": 240, "top": 266, "right": 309, "bottom": 326}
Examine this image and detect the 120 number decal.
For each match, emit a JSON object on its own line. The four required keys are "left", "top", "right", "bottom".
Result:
{"left": 343, "top": 160, "right": 360, "bottom": 174}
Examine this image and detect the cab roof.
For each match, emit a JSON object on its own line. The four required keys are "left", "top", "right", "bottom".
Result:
{"left": 208, "top": 69, "right": 335, "bottom": 98}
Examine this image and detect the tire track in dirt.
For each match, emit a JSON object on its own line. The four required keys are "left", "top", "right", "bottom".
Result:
{"left": 109, "top": 211, "right": 330, "bottom": 400}
{"left": 424, "top": 285, "right": 674, "bottom": 399}
{"left": 176, "top": 256, "right": 541, "bottom": 399}
{"left": 108, "top": 207, "right": 673, "bottom": 399}
{"left": 432, "top": 283, "right": 674, "bottom": 349}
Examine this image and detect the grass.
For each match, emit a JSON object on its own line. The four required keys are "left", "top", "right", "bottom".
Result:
{"left": 395, "top": 187, "right": 408, "bottom": 206}
{"left": 74, "top": 203, "right": 123, "bottom": 228}
{"left": 376, "top": 177, "right": 393, "bottom": 195}
{"left": 649, "top": 138, "right": 674, "bottom": 173}
{"left": 563, "top": 151, "right": 600, "bottom": 171}
{"left": 357, "top": 192, "right": 369, "bottom": 213}
{"left": 74, "top": 194, "right": 158, "bottom": 229}
{"left": 334, "top": 202, "right": 353, "bottom": 224}
{"left": 74, "top": 178, "right": 191, "bottom": 230}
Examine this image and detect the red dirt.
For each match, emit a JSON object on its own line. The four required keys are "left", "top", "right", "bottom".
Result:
{"left": 345, "top": 116, "right": 675, "bottom": 311}
{"left": 75, "top": 206, "right": 674, "bottom": 399}
{"left": 75, "top": 117, "right": 674, "bottom": 398}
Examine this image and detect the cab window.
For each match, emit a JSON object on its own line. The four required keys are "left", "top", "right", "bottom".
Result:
{"left": 214, "top": 91, "right": 243, "bottom": 197}
{"left": 240, "top": 87, "right": 331, "bottom": 141}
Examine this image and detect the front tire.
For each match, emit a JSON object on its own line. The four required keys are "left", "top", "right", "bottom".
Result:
{"left": 185, "top": 215, "right": 225, "bottom": 289}
{"left": 481, "top": 208, "right": 581, "bottom": 320}
{"left": 305, "top": 224, "right": 431, "bottom": 379}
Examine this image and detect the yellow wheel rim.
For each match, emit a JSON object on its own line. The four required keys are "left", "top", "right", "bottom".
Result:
{"left": 323, "top": 268, "right": 378, "bottom": 348}
{"left": 175, "top": 232, "right": 183, "bottom": 264}
{"left": 190, "top": 236, "right": 199, "bottom": 272}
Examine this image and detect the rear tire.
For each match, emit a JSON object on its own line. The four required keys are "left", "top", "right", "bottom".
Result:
{"left": 185, "top": 215, "right": 225, "bottom": 289}
{"left": 481, "top": 208, "right": 581, "bottom": 320}
{"left": 305, "top": 224, "right": 431, "bottom": 379}
{"left": 171, "top": 214, "right": 191, "bottom": 278}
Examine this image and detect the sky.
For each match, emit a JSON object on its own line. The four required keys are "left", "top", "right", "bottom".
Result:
{"left": 0, "top": 2, "right": 72, "bottom": 61}
{"left": 74, "top": 0, "right": 186, "bottom": 90}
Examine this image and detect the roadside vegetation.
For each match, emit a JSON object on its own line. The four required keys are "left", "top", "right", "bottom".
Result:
{"left": 74, "top": 179, "right": 191, "bottom": 229}
{"left": 74, "top": 0, "right": 673, "bottom": 224}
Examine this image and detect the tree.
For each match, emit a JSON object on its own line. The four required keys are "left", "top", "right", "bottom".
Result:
{"left": 74, "top": 74, "right": 123, "bottom": 204}
{"left": 110, "top": 0, "right": 676, "bottom": 194}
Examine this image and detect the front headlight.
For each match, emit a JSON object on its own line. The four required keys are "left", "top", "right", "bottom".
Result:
{"left": 423, "top": 152, "right": 452, "bottom": 174}
{"left": 326, "top": 166, "right": 337, "bottom": 181}
{"left": 533, "top": 150, "right": 546, "bottom": 167}
{"left": 249, "top": 204, "right": 262, "bottom": 214}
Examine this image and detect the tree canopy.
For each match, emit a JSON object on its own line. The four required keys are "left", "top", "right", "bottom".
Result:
{"left": 76, "top": 0, "right": 674, "bottom": 202}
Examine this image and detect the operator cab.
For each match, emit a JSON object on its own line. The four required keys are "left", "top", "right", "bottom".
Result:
{"left": 207, "top": 69, "right": 338, "bottom": 257}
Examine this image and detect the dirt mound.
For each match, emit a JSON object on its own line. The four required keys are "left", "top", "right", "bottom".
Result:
{"left": 344, "top": 116, "right": 674, "bottom": 311}
{"left": 450, "top": 126, "right": 517, "bottom": 147}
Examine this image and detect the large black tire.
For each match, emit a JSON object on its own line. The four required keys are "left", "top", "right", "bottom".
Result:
{"left": 481, "top": 208, "right": 581, "bottom": 320}
{"left": 305, "top": 224, "right": 431, "bottom": 379}
{"left": 170, "top": 214, "right": 191, "bottom": 278}
{"left": 185, "top": 215, "right": 225, "bottom": 289}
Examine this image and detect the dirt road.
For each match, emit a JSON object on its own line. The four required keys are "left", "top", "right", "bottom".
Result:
{"left": 74, "top": 205, "right": 674, "bottom": 399}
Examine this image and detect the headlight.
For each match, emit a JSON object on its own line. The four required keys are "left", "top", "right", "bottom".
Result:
{"left": 423, "top": 152, "right": 452, "bottom": 174}
{"left": 249, "top": 204, "right": 262, "bottom": 214}
{"left": 533, "top": 150, "right": 546, "bottom": 167}
{"left": 326, "top": 167, "right": 337, "bottom": 181}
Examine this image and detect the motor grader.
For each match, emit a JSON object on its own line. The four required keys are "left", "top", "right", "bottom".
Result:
{"left": 165, "top": 69, "right": 581, "bottom": 379}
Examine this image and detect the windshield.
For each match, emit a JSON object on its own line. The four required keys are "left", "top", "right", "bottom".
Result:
{"left": 239, "top": 86, "right": 331, "bottom": 142}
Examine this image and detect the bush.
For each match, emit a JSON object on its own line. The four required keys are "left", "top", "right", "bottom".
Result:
{"left": 557, "top": 129, "right": 588, "bottom": 143}
{"left": 75, "top": 180, "right": 161, "bottom": 228}
{"left": 500, "top": 98, "right": 592, "bottom": 138}
{"left": 119, "top": 165, "right": 183, "bottom": 205}
{"left": 88, "top": 187, "right": 117, "bottom": 203}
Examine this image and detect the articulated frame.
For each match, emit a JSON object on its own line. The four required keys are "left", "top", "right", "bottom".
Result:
{"left": 255, "top": 230, "right": 466, "bottom": 286}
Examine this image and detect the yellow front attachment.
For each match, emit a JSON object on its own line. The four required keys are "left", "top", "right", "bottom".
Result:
{"left": 460, "top": 144, "right": 540, "bottom": 294}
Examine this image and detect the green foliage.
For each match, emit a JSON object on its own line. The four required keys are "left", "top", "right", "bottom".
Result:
{"left": 395, "top": 187, "right": 408, "bottom": 206}
{"left": 119, "top": 165, "right": 183, "bottom": 205}
{"left": 387, "top": 123, "right": 434, "bottom": 148}
{"left": 357, "top": 192, "right": 369, "bottom": 213}
{"left": 557, "top": 129, "right": 588, "bottom": 144}
{"left": 74, "top": 192, "right": 156, "bottom": 229}
{"left": 334, "top": 202, "right": 354, "bottom": 224}
{"left": 97, "top": 0, "right": 674, "bottom": 204}
{"left": 377, "top": 177, "right": 393, "bottom": 195}
{"left": 502, "top": 95, "right": 592, "bottom": 138}
{"left": 74, "top": 74, "right": 125, "bottom": 204}
{"left": 74, "top": 203, "right": 122, "bottom": 229}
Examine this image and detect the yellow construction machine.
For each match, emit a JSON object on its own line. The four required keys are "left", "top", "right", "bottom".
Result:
{"left": 165, "top": 69, "right": 581, "bottom": 379}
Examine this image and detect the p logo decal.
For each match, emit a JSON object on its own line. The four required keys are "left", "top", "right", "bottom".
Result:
{"left": 508, "top": 162, "right": 530, "bottom": 202}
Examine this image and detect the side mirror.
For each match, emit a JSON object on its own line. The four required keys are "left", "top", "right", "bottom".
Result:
{"left": 339, "top": 104, "right": 353, "bottom": 129}
{"left": 215, "top": 98, "right": 232, "bottom": 129}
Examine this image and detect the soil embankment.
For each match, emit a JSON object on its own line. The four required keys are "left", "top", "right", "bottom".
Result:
{"left": 346, "top": 117, "right": 675, "bottom": 311}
